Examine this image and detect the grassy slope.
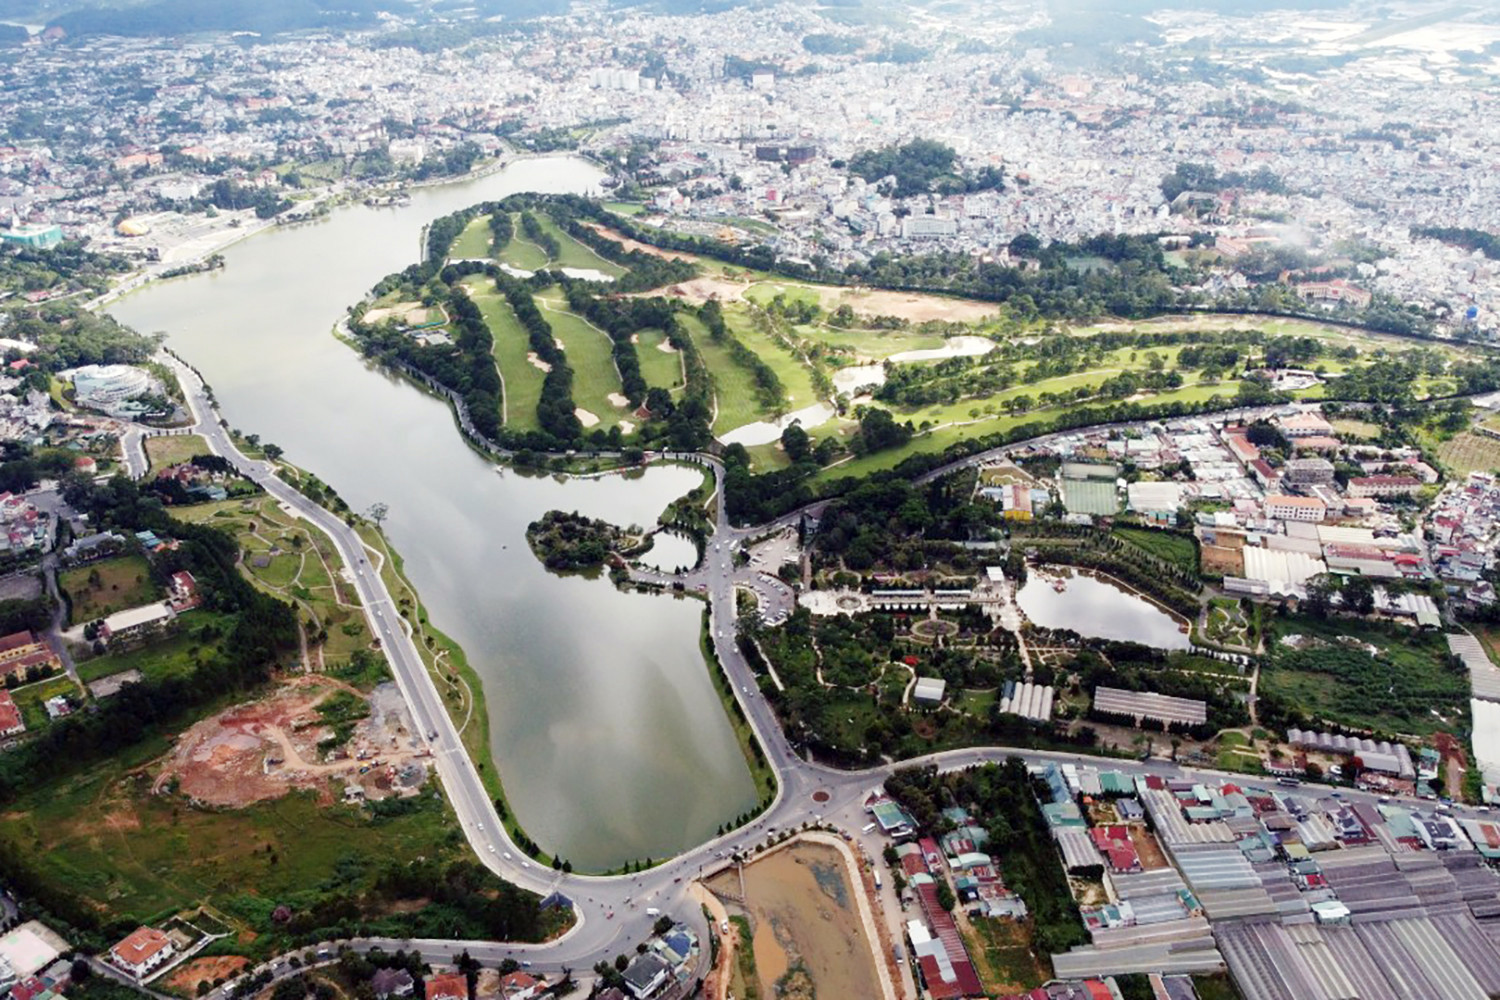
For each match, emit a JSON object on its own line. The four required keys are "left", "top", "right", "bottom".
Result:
{"left": 460, "top": 275, "right": 544, "bottom": 433}
{"left": 532, "top": 213, "right": 625, "bottom": 276}
{"left": 535, "top": 291, "right": 627, "bottom": 429}
{"left": 60, "top": 554, "right": 159, "bottom": 624}
{"left": 497, "top": 214, "right": 552, "bottom": 271}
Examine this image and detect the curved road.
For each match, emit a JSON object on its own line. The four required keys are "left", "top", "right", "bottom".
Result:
{"left": 161, "top": 364, "right": 1472, "bottom": 983}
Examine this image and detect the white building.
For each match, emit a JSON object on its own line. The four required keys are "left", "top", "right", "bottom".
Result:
{"left": 66, "top": 364, "right": 157, "bottom": 417}
{"left": 1265, "top": 495, "right": 1326, "bottom": 522}
{"left": 110, "top": 927, "right": 174, "bottom": 980}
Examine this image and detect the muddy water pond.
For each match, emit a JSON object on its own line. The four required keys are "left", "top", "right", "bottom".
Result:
{"left": 714, "top": 842, "right": 882, "bottom": 1000}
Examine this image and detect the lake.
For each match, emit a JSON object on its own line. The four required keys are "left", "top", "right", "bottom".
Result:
{"left": 1016, "top": 567, "right": 1191, "bottom": 650}
{"left": 108, "top": 156, "right": 758, "bottom": 870}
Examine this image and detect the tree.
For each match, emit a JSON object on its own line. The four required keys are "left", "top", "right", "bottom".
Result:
{"left": 367, "top": 502, "right": 389, "bottom": 528}
{"left": 613, "top": 954, "right": 629, "bottom": 973}
{"left": 780, "top": 423, "right": 810, "bottom": 462}
{"left": 263, "top": 443, "right": 284, "bottom": 461}
{"left": 653, "top": 915, "right": 674, "bottom": 935}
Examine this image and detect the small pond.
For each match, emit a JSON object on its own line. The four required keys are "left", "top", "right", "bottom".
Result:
{"left": 636, "top": 530, "right": 700, "bottom": 573}
{"left": 1016, "top": 566, "right": 1191, "bottom": 650}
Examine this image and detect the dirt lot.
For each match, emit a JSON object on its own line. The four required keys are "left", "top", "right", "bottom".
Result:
{"left": 1129, "top": 826, "right": 1170, "bottom": 871}
{"left": 708, "top": 842, "right": 882, "bottom": 1000}
{"left": 584, "top": 222, "right": 699, "bottom": 262}
{"left": 166, "top": 956, "right": 249, "bottom": 995}
{"left": 364, "top": 302, "right": 437, "bottom": 325}
{"left": 155, "top": 675, "right": 429, "bottom": 807}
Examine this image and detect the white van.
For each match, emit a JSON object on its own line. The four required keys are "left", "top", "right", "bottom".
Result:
{"left": 861, "top": 822, "right": 877, "bottom": 834}
{"left": 646, "top": 907, "right": 661, "bottom": 917}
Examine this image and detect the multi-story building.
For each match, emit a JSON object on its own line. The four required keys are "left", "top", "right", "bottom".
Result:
{"left": 1283, "top": 458, "right": 1335, "bottom": 487}
{"left": 1265, "top": 495, "right": 1327, "bottom": 522}
{"left": 1349, "top": 475, "right": 1424, "bottom": 498}
{"left": 110, "top": 927, "right": 174, "bottom": 980}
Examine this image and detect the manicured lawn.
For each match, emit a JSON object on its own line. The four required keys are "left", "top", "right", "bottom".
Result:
{"left": 532, "top": 213, "right": 625, "bottom": 277}
{"left": 535, "top": 292, "right": 627, "bottom": 430}
{"left": 635, "top": 328, "right": 684, "bottom": 391}
{"left": 603, "top": 201, "right": 645, "bottom": 216}
{"left": 461, "top": 275, "right": 544, "bottom": 433}
{"left": 723, "top": 303, "right": 820, "bottom": 409}
{"left": 498, "top": 214, "right": 552, "bottom": 271}
{"left": 144, "top": 434, "right": 211, "bottom": 470}
{"left": 449, "top": 216, "right": 494, "bottom": 259}
{"left": 77, "top": 610, "right": 234, "bottom": 684}
{"left": 679, "top": 313, "right": 773, "bottom": 433}
{"left": 60, "top": 554, "right": 160, "bottom": 625}
{"left": 800, "top": 324, "right": 946, "bottom": 360}
{"left": 170, "top": 495, "right": 369, "bottom": 663}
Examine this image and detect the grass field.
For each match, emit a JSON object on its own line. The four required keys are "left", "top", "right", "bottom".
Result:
{"left": 12, "top": 675, "right": 82, "bottom": 731}
{"left": 60, "top": 554, "right": 159, "bottom": 625}
{"left": 1435, "top": 431, "right": 1500, "bottom": 476}
{"left": 460, "top": 275, "right": 544, "bottom": 433}
{"left": 172, "top": 495, "right": 370, "bottom": 664}
{"left": 532, "top": 213, "right": 625, "bottom": 277}
{"left": 144, "top": 434, "right": 211, "bottom": 470}
{"left": 964, "top": 917, "right": 1050, "bottom": 993}
{"left": 1331, "top": 418, "right": 1382, "bottom": 440}
{"left": 77, "top": 610, "right": 236, "bottom": 685}
{"left": 635, "top": 328, "right": 684, "bottom": 391}
{"left": 1262, "top": 614, "right": 1468, "bottom": 737}
{"left": 0, "top": 758, "right": 458, "bottom": 931}
{"left": 1113, "top": 526, "right": 1198, "bottom": 573}
{"left": 723, "top": 304, "right": 820, "bottom": 411}
{"left": 498, "top": 214, "right": 552, "bottom": 271}
{"left": 535, "top": 291, "right": 627, "bottom": 429}
{"left": 679, "top": 313, "right": 769, "bottom": 433}
{"left": 449, "top": 216, "right": 494, "bottom": 259}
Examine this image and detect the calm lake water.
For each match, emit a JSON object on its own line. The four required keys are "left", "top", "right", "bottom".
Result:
{"left": 636, "top": 531, "right": 700, "bottom": 574}
{"left": 1016, "top": 567, "right": 1191, "bottom": 650}
{"left": 109, "top": 157, "right": 757, "bottom": 869}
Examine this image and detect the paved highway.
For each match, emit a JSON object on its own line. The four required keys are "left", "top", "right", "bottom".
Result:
{"left": 157, "top": 366, "right": 1481, "bottom": 983}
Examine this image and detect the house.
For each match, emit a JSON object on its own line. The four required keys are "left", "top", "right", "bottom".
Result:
{"left": 1283, "top": 458, "right": 1335, "bottom": 486}
{"left": 621, "top": 953, "right": 671, "bottom": 999}
{"left": 371, "top": 969, "right": 414, "bottom": 999}
{"left": 168, "top": 571, "right": 200, "bottom": 611}
{"left": 498, "top": 971, "right": 543, "bottom": 1000}
{"left": 424, "top": 974, "right": 467, "bottom": 1000}
{"left": 0, "top": 690, "right": 24, "bottom": 737}
{"left": 110, "top": 927, "right": 175, "bottom": 980}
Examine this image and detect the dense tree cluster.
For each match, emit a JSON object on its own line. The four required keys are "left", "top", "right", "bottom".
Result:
{"left": 525, "top": 510, "right": 628, "bottom": 571}
{"left": 846, "top": 139, "right": 1004, "bottom": 198}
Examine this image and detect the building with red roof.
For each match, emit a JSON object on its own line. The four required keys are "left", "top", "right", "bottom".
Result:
{"left": 110, "top": 926, "right": 175, "bottom": 979}
{"left": 0, "top": 689, "right": 23, "bottom": 737}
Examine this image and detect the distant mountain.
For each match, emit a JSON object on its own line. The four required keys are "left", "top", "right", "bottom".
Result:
{"left": 46, "top": 0, "right": 412, "bottom": 38}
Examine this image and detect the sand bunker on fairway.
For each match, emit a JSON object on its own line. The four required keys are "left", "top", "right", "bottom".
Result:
{"left": 575, "top": 408, "right": 600, "bottom": 427}
{"left": 607, "top": 392, "right": 631, "bottom": 408}
{"left": 655, "top": 339, "right": 678, "bottom": 354}
{"left": 527, "top": 351, "right": 552, "bottom": 373}
{"left": 618, "top": 420, "right": 635, "bottom": 435}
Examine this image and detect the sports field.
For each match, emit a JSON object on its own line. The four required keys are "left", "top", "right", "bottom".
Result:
{"left": 635, "top": 328, "right": 684, "bottom": 391}
{"left": 449, "top": 216, "right": 494, "bottom": 259}
{"left": 535, "top": 291, "right": 628, "bottom": 430}
{"left": 460, "top": 275, "right": 543, "bottom": 433}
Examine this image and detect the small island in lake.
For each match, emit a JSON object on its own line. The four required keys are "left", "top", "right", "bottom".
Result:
{"left": 526, "top": 509, "right": 635, "bottom": 571}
